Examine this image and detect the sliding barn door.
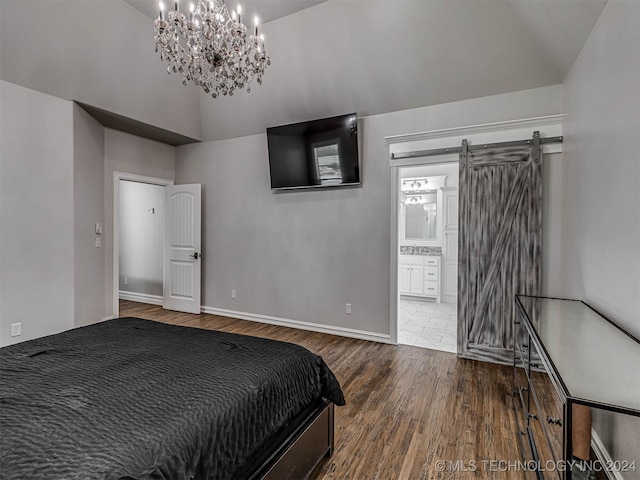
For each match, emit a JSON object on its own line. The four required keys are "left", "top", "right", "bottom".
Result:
{"left": 457, "top": 140, "right": 541, "bottom": 364}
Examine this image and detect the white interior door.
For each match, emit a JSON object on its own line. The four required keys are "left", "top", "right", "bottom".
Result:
{"left": 164, "top": 184, "right": 201, "bottom": 314}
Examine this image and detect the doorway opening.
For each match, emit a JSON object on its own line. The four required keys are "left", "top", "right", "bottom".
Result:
{"left": 118, "top": 180, "right": 166, "bottom": 304}
{"left": 112, "top": 172, "right": 173, "bottom": 318}
{"left": 397, "top": 163, "right": 459, "bottom": 352}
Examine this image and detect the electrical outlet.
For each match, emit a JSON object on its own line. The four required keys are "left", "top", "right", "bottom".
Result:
{"left": 231, "top": 290, "right": 236, "bottom": 299}
{"left": 95, "top": 237, "right": 102, "bottom": 248}
{"left": 11, "top": 322, "right": 21, "bottom": 337}
{"left": 124, "top": 277, "right": 128, "bottom": 285}
{"left": 346, "top": 303, "right": 352, "bottom": 314}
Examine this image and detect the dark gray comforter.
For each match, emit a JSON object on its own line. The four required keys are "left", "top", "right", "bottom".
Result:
{"left": 0, "top": 317, "right": 344, "bottom": 480}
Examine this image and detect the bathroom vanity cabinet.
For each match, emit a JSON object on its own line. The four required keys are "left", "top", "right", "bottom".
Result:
{"left": 399, "top": 254, "right": 440, "bottom": 301}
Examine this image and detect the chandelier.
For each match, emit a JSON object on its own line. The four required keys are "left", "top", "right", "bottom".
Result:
{"left": 154, "top": 0, "right": 271, "bottom": 98}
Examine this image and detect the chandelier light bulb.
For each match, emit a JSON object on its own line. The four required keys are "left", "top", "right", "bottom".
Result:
{"left": 154, "top": 0, "right": 271, "bottom": 97}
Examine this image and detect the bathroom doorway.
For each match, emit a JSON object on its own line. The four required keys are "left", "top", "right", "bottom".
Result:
{"left": 397, "top": 163, "right": 459, "bottom": 352}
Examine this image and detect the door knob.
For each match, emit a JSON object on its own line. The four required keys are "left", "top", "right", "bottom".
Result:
{"left": 190, "top": 252, "right": 200, "bottom": 259}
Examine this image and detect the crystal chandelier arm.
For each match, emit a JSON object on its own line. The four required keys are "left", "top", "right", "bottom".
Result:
{"left": 153, "top": 0, "right": 270, "bottom": 98}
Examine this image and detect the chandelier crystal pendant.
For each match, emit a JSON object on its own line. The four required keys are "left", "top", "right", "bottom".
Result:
{"left": 154, "top": 0, "right": 271, "bottom": 98}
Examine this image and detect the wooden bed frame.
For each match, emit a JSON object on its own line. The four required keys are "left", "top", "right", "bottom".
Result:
{"left": 247, "top": 400, "right": 335, "bottom": 480}
{"left": 0, "top": 316, "right": 340, "bottom": 480}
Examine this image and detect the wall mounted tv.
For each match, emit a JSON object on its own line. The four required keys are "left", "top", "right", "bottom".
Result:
{"left": 267, "top": 113, "right": 360, "bottom": 190}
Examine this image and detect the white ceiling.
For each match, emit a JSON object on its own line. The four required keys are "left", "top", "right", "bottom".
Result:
{"left": 184, "top": 0, "right": 606, "bottom": 141}
{"left": 125, "top": 0, "right": 328, "bottom": 24}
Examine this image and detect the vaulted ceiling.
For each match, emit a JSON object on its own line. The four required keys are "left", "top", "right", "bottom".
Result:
{"left": 192, "top": 0, "right": 607, "bottom": 141}
{"left": 1, "top": 0, "right": 607, "bottom": 142}
{"left": 125, "top": 0, "right": 328, "bottom": 24}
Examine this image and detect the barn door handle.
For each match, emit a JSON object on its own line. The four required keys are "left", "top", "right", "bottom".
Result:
{"left": 190, "top": 252, "right": 200, "bottom": 260}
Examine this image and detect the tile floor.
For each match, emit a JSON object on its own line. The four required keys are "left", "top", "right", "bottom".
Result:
{"left": 398, "top": 298, "right": 457, "bottom": 353}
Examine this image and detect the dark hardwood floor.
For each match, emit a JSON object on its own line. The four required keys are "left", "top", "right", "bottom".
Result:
{"left": 119, "top": 300, "right": 527, "bottom": 480}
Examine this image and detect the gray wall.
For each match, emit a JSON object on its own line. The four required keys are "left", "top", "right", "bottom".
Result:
{"left": 0, "top": 0, "right": 201, "bottom": 140}
{"left": 561, "top": 0, "right": 640, "bottom": 475}
{"left": 119, "top": 181, "right": 165, "bottom": 297}
{"left": 73, "top": 104, "right": 106, "bottom": 326}
{"left": 541, "top": 153, "right": 565, "bottom": 297}
{"left": 176, "top": 85, "right": 563, "bottom": 336}
{"left": 104, "top": 129, "right": 175, "bottom": 316}
{"left": 0, "top": 80, "right": 75, "bottom": 346}
{"left": 0, "top": 82, "right": 177, "bottom": 342}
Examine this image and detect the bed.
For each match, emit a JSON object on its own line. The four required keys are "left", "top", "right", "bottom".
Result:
{"left": 0, "top": 317, "right": 345, "bottom": 480}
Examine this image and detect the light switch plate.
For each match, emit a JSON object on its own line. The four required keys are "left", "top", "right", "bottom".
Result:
{"left": 11, "top": 322, "right": 21, "bottom": 337}
{"left": 95, "top": 223, "right": 103, "bottom": 234}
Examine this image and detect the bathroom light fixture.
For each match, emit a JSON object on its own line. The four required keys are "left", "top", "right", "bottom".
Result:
{"left": 154, "top": 0, "right": 271, "bottom": 98}
{"left": 406, "top": 195, "right": 426, "bottom": 204}
{"left": 401, "top": 177, "right": 432, "bottom": 193}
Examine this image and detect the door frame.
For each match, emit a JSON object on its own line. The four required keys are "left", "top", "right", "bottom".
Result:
{"left": 390, "top": 158, "right": 458, "bottom": 346}
{"left": 386, "top": 115, "right": 563, "bottom": 350}
{"left": 112, "top": 172, "right": 174, "bottom": 318}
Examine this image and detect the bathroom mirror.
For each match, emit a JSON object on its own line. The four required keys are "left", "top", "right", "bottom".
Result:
{"left": 405, "top": 202, "right": 437, "bottom": 240}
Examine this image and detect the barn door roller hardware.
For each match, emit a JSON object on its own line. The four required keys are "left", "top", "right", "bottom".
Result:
{"left": 390, "top": 131, "right": 563, "bottom": 161}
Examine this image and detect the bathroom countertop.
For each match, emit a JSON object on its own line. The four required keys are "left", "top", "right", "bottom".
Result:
{"left": 400, "top": 246, "right": 442, "bottom": 255}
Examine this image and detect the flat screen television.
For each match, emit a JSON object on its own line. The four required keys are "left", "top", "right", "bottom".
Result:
{"left": 266, "top": 113, "right": 360, "bottom": 190}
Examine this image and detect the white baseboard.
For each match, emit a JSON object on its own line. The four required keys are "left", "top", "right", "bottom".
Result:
{"left": 591, "top": 428, "right": 624, "bottom": 480}
{"left": 200, "top": 305, "right": 392, "bottom": 344}
{"left": 118, "top": 291, "right": 163, "bottom": 306}
{"left": 100, "top": 315, "right": 115, "bottom": 322}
